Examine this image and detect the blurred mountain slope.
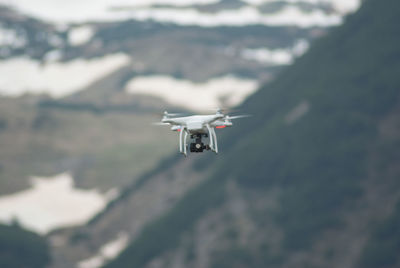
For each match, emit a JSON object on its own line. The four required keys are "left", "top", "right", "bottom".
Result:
{"left": 0, "top": 1, "right": 327, "bottom": 196}
{"left": 0, "top": 223, "right": 50, "bottom": 268}
{"left": 104, "top": 0, "right": 400, "bottom": 267}
{"left": 0, "top": 0, "right": 350, "bottom": 108}
{"left": 0, "top": 96, "right": 177, "bottom": 194}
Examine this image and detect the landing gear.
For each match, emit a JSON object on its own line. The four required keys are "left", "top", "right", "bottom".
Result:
{"left": 190, "top": 134, "right": 210, "bottom": 153}
{"left": 180, "top": 130, "right": 217, "bottom": 155}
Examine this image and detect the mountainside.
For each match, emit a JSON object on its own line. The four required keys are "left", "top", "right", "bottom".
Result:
{"left": 0, "top": 0, "right": 358, "bottom": 107}
{"left": 0, "top": 0, "right": 360, "bottom": 241}
{"left": 0, "top": 0, "right": 352, "bottom": 199}
{"left": 2, "top": 1, "right": 391, "bottom": 267}
{"left": 0, "top": 223, "right": 50, "bottom": 268}
{"left": 104, "top": 0, "right": 400, "bottom": 267}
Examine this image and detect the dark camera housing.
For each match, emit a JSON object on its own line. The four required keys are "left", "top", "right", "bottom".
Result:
{"left": 190, "top": 142, "right": 206, "bottom": 152}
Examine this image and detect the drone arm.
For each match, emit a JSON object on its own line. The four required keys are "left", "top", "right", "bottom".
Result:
{"left": 206, "top": 115, "right": 224, "bottom": 125}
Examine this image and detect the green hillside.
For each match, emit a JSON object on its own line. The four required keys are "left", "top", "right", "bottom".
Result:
{"left": 105, "top": 0, "right": 400, "bottom": 267}
{"left": 0, "top": 223, "right": 50, "bottom": 268}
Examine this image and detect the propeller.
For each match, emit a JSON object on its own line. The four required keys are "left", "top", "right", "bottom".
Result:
{"left": 203, "top": 107, "right": 239, "bottom": 114}
{"left": 225, "top": 114, "right": 252, "bottom": 120}
{"left": 163, "top": 111, "right": 187, "bottom": 117}
{"left": 151, "top": 122, "right": 170, "bottom": 126}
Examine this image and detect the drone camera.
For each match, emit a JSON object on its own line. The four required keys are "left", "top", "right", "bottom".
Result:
{"left": 190, "top": 142, "right": 206, "bottom": 153}
{"left": 190, "top": 134, "right": 209, "bottom": 152}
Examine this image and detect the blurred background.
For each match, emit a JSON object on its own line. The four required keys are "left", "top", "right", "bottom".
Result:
{"left": 1, "top": 0, "right": 400, "bottom": 267}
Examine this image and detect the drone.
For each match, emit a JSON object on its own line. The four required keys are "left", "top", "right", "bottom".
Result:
{"left": 154, "top": 109, "right": 249, "bottom": 156}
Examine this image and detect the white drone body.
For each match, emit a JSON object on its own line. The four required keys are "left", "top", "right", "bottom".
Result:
{"left": 155, "top": 110, "right": 248, "bottom": 156}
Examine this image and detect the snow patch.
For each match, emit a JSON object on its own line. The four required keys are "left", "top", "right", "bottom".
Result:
{"left": 292, "top": 39, "right": 310, "bottom": 57}
{"left": 68, "top": 26, "right": 95, "bottom": 46}
{"left": 241, "top": 47, "right": 293, "bottom": 65}
{"left": 242, "top": 0, "right": 361, "bottom": 14}
{"left": 0, "top": 53, "right": 130, "bottom": 98}
{"left": 114, "top": 0, "right": 219, "bottom": 7}
{"left": 0, "top": 173, "right": 111, "bottom": 234}
{"left": 241, "top": 39, "right": 309, "bottom": 65}
{"left": 285, "top": 100, "right": 310, "bottom": 124}
{"left": 0, "top": 0, "right": 219, "bottom": 23}
{"left": 104, "top": 188, "right": 120, "bottom": 202}
{"left": 77, "top": 232, "right": 130, "bottom": 268}
{"left": 0, "top": 0, "right": 358, "bottom": 25}
{"left": 126, "top": 75, "right": 258, "bottom": 111}
{"left": 119, "top": 6, "right": 342, "bottom": 28}
{"left": 330, "top": 0, "right": 361, "bottom": 14}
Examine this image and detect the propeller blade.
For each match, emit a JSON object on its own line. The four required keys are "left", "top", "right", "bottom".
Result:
{"left": 152, "top": 122, "right": 170, "bottom": 126}
{"left": 226, "top": 114, "right": 252, "bottom": 120}
{"left": 167, "top": 113, "right": 186, "bottom": 117}
{"left": 163, "top": 111, "right": 188, "bottom": 117}
{"left": 205, "top": 107, "right": 242, "bottom": 113}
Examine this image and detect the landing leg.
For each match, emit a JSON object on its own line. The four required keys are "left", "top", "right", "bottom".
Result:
{"left": 206, "top": 124, "right": 214, "bottom": 151}
{"left": 211, "top": 127, "right": 218, "bottom": 154}
{"left": 179, "top": 127, "right": 184, "bottom": 154}
{"left": 183, "top": 130, "right": 188, "bottom": 156}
